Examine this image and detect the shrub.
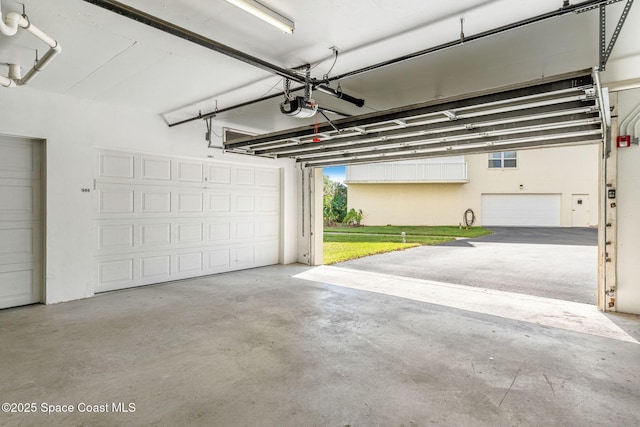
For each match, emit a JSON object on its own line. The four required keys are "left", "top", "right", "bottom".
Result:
{"left": 343, "top": 208, "right": 364, "bottom": 226}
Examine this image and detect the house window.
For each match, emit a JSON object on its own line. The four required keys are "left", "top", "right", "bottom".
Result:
{"left": 488, "top": 151, "right": 517, "bottom": 169}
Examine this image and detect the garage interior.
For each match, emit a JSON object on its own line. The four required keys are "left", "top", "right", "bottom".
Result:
{"left": 1, "top": 0, "right": 640, "bottom": 425}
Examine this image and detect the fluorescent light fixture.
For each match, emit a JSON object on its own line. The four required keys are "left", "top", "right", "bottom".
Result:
{"left": 224, "top": 0, "right": 294, "bottom": 34}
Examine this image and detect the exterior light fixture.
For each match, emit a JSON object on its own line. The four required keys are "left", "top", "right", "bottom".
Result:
{"left": 224, "top": 0, "right": 294, "bottom": 34}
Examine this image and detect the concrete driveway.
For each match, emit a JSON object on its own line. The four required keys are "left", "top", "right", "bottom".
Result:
{"left": 336, "top": 227, "right": 598, "bottom": 304}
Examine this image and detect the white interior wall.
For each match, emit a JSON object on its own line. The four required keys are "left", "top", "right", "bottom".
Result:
{"left": 614, "top": 87, "right": 640, "bottom": 315}
{"left": 0, "top": 87, "right": 298, "bottom": 304}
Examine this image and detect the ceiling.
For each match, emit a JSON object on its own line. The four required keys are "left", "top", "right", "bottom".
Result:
{"left": 0, "top": 0, "right": 633, "bottom": 135}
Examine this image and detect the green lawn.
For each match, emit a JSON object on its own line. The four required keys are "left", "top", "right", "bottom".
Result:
{"left": 324, "top": 242, "right": 420, "bottom": 264}
{"left": 322, "top": 225, "right": 491, "bottom": 264}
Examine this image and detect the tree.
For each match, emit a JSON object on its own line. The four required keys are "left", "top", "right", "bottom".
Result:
{"left": 323, "top": 175, "right": 348, "bottom": 225}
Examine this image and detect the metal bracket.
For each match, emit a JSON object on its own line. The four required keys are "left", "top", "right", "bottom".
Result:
{"left": 597, "top": 0, "right": 634, "bottom": 71}
{"left": 204, "top": 115, "right": 214, "bottom": 147}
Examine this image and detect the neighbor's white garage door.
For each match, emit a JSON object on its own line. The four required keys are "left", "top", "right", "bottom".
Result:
{"left": 94, "top": 149, "right": 280, "bottom": 292}
{"left": 481, "top": 194, "right": 561, "bottom": 226}
{"left": 0, "top": 136, "right": 42, "bottom": 309}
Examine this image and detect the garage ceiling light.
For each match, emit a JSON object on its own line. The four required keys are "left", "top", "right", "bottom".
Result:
{"left": 224, "top": 0, "right": 294, "bottom": 34}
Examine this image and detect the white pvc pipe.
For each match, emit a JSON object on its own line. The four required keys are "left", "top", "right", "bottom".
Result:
{"left": 0, "top": 10, "right": 23, "bottom": 36}
{"left": 619, "top": 103, "right": 640, "bottom": 135}
{"left": 630, "top": 112, "right": 640, "bottom": 141}
{"left": 8, "top": 64, "right": 20, "bottom": 80}
{"left": 24, "top": 22, "right": 58, "bottom": 48}
{"left": 19, "top": 44, "right": 62, "bottom": 85}
{"left": 0, "top": 74, "right": 16, "bottom": 88}
{"left": 0, "top": 6, "right": 61, "bottom": 88}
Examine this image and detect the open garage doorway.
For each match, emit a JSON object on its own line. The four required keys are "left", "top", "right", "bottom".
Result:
{"left": 227, "top": 70, "right": 614, "bottom": 312}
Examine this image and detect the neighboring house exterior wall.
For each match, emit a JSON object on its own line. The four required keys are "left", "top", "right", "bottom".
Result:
{"left": 345, "top": 145, "right": 598, "bottom": 227}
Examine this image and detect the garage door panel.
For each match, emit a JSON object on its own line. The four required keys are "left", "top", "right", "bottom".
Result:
{"left": 233, "top": 246, "right": 255, "bottom": 266}
{"left": 0, "top": 225, "right": 32, "bottom": 254}
{"left": 98, "top": 151, "right": 135, "bottom": 179}
{"left": 94, "top": 149, "right": 281, "bottom": 292}
{"left": 257, "top": 195, "right": 279, "bottom": 213}
{"left": 256, "top": 219, "right": 279, "bottom": 238}
{"left": 235, "top": 194, "right": 255, "bottom": 212}
{"left": 235, "top": 167, "right": 255, "bottom": 186}
{"left": 0, "top": 269, "right": 33, "bottom": 299}
{"left": 175, "top": 191, "right": 204, "bottom": 213}
{"left": 176, "top": 161, "right": 204, "bottom": 183}
{"left": 257, "top": 169, "right": 279, "bottom": 187}
{"left": 235, "top": 221, "right": 255, "bottom": 239}
{"left": 141, "top": 223, "right": 171, "bottom": 248}
{"left": 141, "top": 156, "right": 172, "bottom": 181}
{"left": 0, "top": 139, "right": 38, "bottom": 179}
{"left": 98, "top": 187, "right": 135, "bottom": 214}
{"left": 99, "top": 258, "right": 135, "bottom": 286}
{"left": 176, "top": 222, "right": 204, "bottom": 245}
{"left": 482, "top": 194, "right": 561, "bottom": 226}
{"left": 256, "top": 241, "right": 280, "bottom": 265}
{"left": 209, "top": 164, "right": 231, "bottom": 184}
{"left": 208, "top": 222, "right": 231, "bottom": 242}
{"left": 141, "top": 190, "right": 171, "bottom": 213}
{"left": 0, "top": 137, "right": 42, "bottom": 309}
{"left": 208, "top": 193, "right": 231, "bottom": 212}
{"left": 141, "top": 255, "right": 171, "bottom": 279}
{"left": 98, "top": 223, "right": 135, "bottom": 252}
{"left": 208, "top": 248, "right": 231, "bottom": 270}
{"left": 176, "top": 252, "right": 203, "bottom": 274}
{"left": 0, "top": 183, "right": 34, "bottom": 219}
{"left": 0, "top": 264, "right": 40, "bottom": 307}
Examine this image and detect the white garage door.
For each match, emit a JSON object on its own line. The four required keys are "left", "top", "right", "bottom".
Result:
{"left": 481, "top": 194, "right": 561, "bottom": 226}
{"left": 94, "top": 149, "right": 281, "bottom": 292}
{"left": 0, "top": 136, "right": 42, "bottom": 309}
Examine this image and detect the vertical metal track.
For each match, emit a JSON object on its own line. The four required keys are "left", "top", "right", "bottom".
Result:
{"left": 307, "top": 167, "right": 313, "bottom": 266}
{"left": 301, "top": 166, "right": 305, "bottom": 237}
{"left": 599, "top": 5, "right": 607, "bottom": 70}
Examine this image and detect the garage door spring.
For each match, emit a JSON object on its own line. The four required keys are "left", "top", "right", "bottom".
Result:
{"left": 463, "top": 208, "right": 476, "bottom": 227}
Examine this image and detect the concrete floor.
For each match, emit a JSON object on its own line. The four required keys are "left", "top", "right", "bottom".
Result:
{"left": 1, "top": 264, "right": 639, "bottom": 426}
{"left": 338, "top": 227, "right": 598, "bottom": 304}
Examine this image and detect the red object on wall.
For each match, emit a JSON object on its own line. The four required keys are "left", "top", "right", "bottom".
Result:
{"left": 312, "top": 111, "right": 321, "bottom": 142}
{"left": 617, "top": 135, "right": 631, "bottom": 148}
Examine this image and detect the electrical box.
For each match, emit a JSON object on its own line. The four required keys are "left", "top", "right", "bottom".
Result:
{"left": 617, "top": 135, "right": 631, "bottom": 148}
